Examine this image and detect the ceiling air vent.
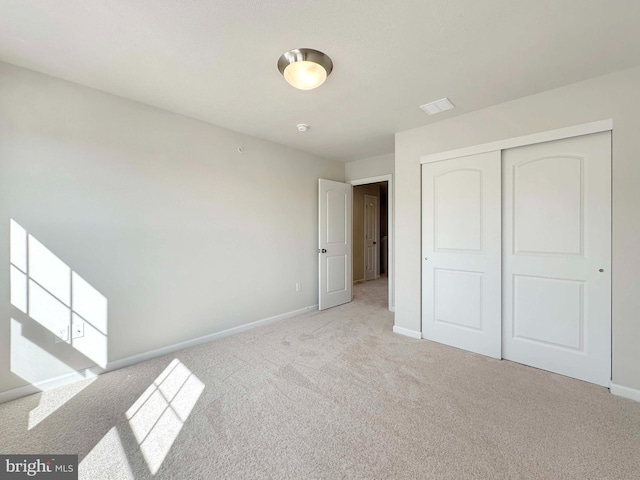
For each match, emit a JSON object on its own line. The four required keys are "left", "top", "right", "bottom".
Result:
{"left": 419, "top": 97, "right": 455, "bottom": 115}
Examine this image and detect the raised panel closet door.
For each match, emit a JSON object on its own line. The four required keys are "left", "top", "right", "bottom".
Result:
{"left": 502, "top": 131, "right": 611, "bottom": 386}
{"left": 422, "top": 151, "right": 502, "bottom": 359}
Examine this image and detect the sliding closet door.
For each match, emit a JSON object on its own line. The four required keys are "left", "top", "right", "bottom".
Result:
{"left": 422, "top": 151, "right": 502, "bottom": 359}
{"left": 502, "top": 132, "right": 611, "bottom": 386}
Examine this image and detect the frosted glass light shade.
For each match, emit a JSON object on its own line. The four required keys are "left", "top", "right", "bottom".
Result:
{"left": 278, "top": 48, "right": 333, "bottom": 91}
{"left": 283, "top": 61, "right": 327, "bottom": 90}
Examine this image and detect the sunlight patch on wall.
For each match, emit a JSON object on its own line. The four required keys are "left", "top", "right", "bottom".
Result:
{"left": 10, "top": 219, "right": 109, "bottom": 429}
{"left": 9, "top": 219, "right": 108, "bottom": 368}
{"left": 78, "top": 427, "right": 135, "bottom": 480}
{"left": 10, "top": 318, "right": 88, "bottom": 385}
{"left": 10, "top": 319, "right": 98, "bottom": 429}
{"left": 10, "top": 265, "right": 27, "bottom": 313}
{"left": 126, "top": 359, "right": 205, "bottom": 475}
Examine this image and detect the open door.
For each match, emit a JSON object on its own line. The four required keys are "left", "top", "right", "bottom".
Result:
{"left": 319, "top": 179, "right": 352, "bottom": 310}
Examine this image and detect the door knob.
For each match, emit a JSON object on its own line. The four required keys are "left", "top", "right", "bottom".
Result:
{"left": 318, "top": 248, "right": 327, "bottom": 253}
{"left": 373, "top": 242, "right": 377, "bottom": 245}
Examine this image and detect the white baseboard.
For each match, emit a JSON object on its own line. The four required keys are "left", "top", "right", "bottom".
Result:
{"left": 0, "top": 304, "right": 317, "bottom": 404}
{"left": 392, "top": 325, "right": 422, "bottom": 339}
{"left": 610, "top": 382, "right": 640, "bottom": 403}
{"left": 106, "top": 304, "right": 318, "bottom": 371}
{"left": 0, "top": 368, "right": 101, "bottom": 404}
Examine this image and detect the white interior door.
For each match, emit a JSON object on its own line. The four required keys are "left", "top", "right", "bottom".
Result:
{"left": 502, "top": 132, "right": 611, "bottom": 386}
{"left": 422, "top": 151, "right": 502, "bottom": 359}
{"left": 319, "top": 179, "right": 352, "bottom": 310}
{"left": 364, "top": 194, "right": 379, "bottom": 281}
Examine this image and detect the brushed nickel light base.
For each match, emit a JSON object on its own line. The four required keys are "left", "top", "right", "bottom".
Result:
{"left": 277, "top": 48, "right": 333, "bottom": 90}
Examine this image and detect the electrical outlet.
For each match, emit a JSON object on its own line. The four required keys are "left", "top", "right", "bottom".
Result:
{"left": 296, "top": 282, "right": 301, "bottom": 292}
{"left": 55, "top": 325, "right": 69, "bottom": 343}
{"left": 72, "top": 319, "right": 85, "bottom": 339}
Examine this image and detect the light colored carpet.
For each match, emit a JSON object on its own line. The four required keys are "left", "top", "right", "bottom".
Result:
{"left": 1, "top": 277, "right": 640, "bottom": 479}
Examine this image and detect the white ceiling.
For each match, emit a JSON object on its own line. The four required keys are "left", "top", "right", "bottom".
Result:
{"left": 1, "top": 1, "right": 639, "bottom": 162}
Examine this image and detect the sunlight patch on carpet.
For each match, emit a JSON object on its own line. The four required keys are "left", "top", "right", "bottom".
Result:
{"left": 28, "top": 375, "right": 97, "bottom": 430}
{"left": 79, "top": 427, "right": 134, "bottom": 480}
{"left": 126, "top": 359, "right": 205, "bottom": 475}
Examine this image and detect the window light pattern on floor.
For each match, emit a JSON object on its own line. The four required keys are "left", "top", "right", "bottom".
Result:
{"left": 126, "top": 359, "right": 205, "bottom": 475}
{"left": 78, "top": 427, "right": 134, "bottom": 480}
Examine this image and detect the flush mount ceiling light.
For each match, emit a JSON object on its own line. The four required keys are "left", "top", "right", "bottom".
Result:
{"left": 277, "top": 48, "right": 333, "bottom": 90}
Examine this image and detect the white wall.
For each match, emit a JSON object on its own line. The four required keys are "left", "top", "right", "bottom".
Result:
{"left": 0, "top": 62, "right": 344, "bottom": 396}
{"left": 395, "top": 65, "right": 640, "bottom": 392}
{"left": 345, "top": 153, "right": 394, "bottom": 182}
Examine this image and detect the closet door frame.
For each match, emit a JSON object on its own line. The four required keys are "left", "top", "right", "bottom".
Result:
{"left": 420, "top": 120, "right": 612, "bottom": 166}
{"left": 419, "top": 119, "right": 613, "bottom": 385}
